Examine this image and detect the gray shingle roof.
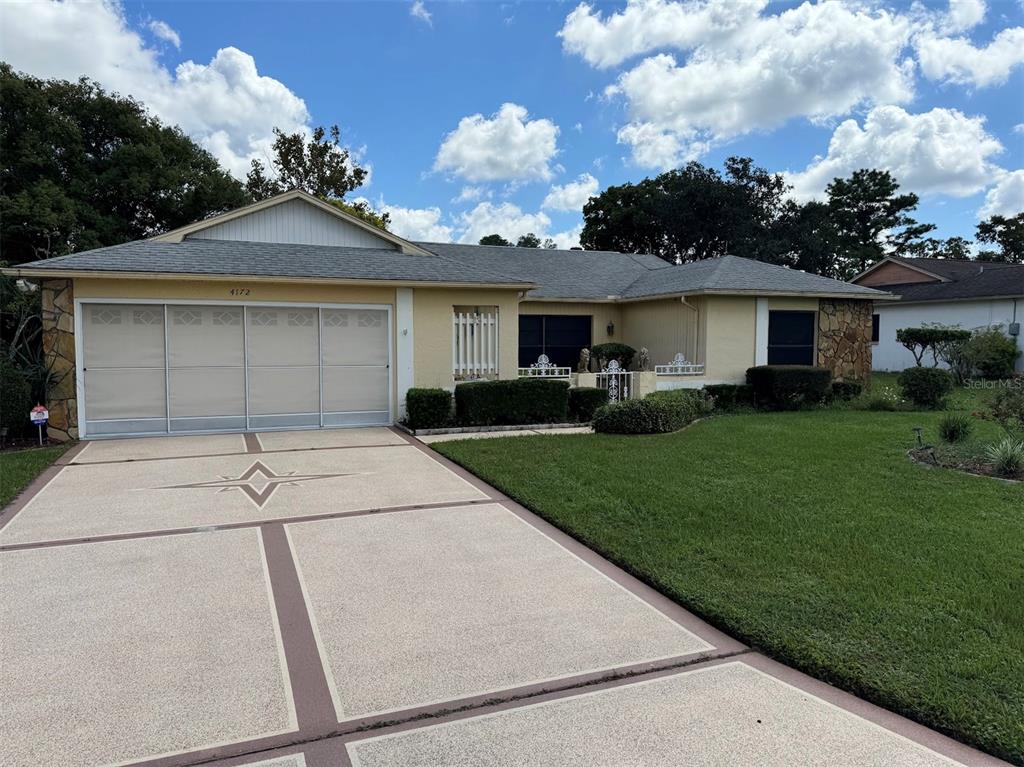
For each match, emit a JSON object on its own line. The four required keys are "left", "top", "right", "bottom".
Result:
{"left": 13, "top": 238, "right": 533, "bottom": 286}
{"left": 12, "top": 237, "right": 888, "bottom": 301}
{"left": 870, "top": 257, "right": 1024, "bottom": 302}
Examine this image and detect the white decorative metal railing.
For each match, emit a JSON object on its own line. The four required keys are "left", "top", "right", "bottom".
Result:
{"left": 453, "top": 310, "right": 499, "bottom": 378}
{"left": 518, "top": 353, "right": 572, "bottom": 380}
{"left": 655, "top": 352, "right": 705, "bottom": 376}
{"left": 596, "top": 359, "right": 634, "bottom": 402}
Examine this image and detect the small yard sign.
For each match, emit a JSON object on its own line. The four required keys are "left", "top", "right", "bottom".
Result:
{"left": 30, "top": 404, "right": 48, "bottom": 445}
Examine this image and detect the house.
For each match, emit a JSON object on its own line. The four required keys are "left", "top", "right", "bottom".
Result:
{"left": 852, "top": 256, "right": 1024, "bottom": 373}
{"left": 3, "top": 190, "right": 889, "bottom": 440}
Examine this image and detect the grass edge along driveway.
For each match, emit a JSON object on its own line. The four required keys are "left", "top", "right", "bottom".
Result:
{"left": 434, "top": 410, "right": 1024, "bottom": 764}
{"left": 0, "top": 445, "right": 68, "bottom": 509}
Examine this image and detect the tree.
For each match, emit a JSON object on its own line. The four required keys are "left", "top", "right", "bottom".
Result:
{"left": 769, "top": 201, "right": 842, "bottom": 278}
{"left": 901, "top": 236, "right": 973, "bottom": 260}
{"left": 479, "top": 234, "right": 511, "bottom": 246}
{"left": 245, "top": 124, "right": 389, "bottom": 228}
{"left": 516, "top": 233, "right": 542, "bottom": 248}
{"left": 976, "top": 213, "right": 1024, "bottom": 263}
{"left": 580, "top": 157, "right": 789, "bottom": 264}
{"left": 0, "top": 64, "right": 248, "bottom": 265}
{"left": 826, "top": 169, "right": 933, "bottom": 279}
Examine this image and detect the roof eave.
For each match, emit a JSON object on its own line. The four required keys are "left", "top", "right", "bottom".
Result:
{"left": 0, "top": 266, "right": 535, "bottom": 290}
{"left": 620, "top": 288, "right": 899, "bottom": 302}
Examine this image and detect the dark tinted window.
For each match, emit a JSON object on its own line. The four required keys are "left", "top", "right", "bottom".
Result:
{"left": 518, "top": 315, "right": 592, "bottom": 368}
{"left": 767, "top": 311, "right": 815, "bottom": 366}
{"left": 872, "top": 314, "right": 880, "bottom": 343}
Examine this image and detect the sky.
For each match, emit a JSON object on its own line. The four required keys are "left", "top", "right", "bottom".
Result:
{"left": 1, "top": 0, "right": 1022, "bottom": 249}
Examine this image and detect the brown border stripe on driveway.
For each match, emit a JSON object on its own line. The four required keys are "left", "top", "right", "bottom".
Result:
{"left": 0, "top": 439, "right": 88, "bottom": 534}
{"left": 244, "top": 433, "right": 263, "bottom": 454}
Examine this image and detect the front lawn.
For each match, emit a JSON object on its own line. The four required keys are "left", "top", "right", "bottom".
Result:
{"left": 0, "top": 445, "right": 68, "bottom": 509}
{"left": 434, "top": 409, "right": 1023, "bottom": 763}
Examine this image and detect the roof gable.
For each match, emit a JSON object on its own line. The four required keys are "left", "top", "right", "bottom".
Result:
{"left": 151, "top": 190, "right": 433, "bottom": 256}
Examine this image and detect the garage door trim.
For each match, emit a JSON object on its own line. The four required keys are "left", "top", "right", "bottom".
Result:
{"left": 74, "top": 298, "right": 393, "bottom": 439}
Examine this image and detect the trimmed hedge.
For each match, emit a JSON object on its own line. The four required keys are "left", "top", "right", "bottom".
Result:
{"left": 746, "top": 365, "right": 832, "bottom": 410}
{"left": 593, "top": 389, "right": 712, "bottom": 435}
{"left": 704, "top": 383, "right": 754, "bottom": 410}
{"left": 590, "top": 342, "right": 636, "bottom": 370}
{"left": 568, "top": 387, "right": 608, "bottom": 422}
{"left": 405, "top": 388, "right": 452, "bottom": 430}
{"left": 831, "top": 380, "right": 864, "bottom": 401}
{"left": 897, "top": 367, "right": 954, "bottom": 409}
{"left": 455, "top": 378, "right": 570, "bottom": 426}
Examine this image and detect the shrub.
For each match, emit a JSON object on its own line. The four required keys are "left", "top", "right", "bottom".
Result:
{"left": 703, "top": 383, "right": 754, "bottom": 410}
{"left": 896, "top": 326, "right": 969, "bottom": 367}
{"left": 745, "top": 365, "right": 832, "bottom": 410}
{"left": 455, "top": 378, "right": 570, "bottom": 426}
{"left": 405, "top": 388, "right": 452, "bottom": 430}
{"left": 0, "top": 356, "right": 33, "bottom": 437}
{"left": 590, "top": 343, "right": 636, "bottom": 370}
{"left": 831, "top": 381, "right": 864, "bottom": 401}
{"left": 568, "top": 387, "right": 608, "bottom": 422}
{"left": 986, "top": 387, "right": 1024, "bottom": 434}
{"left": 985, "top": 436, "right": 1024, "bottom": 478}
{"left": 897, "top": 367, "right": 954, "bottom": 409}
{"left": 593, "top": 398, "right": 683, "bottom": 434}
{"left": 938, "top": 413, "right": 973, "bottom": 443}
{"left": 865, "top": 396, "right": 897, "bottom": 412}
{"left": 965, "top": 327, "right": 1020, "bottom": 379}
{"left": 646, "top": 388, "right": 714, "bottom": 421}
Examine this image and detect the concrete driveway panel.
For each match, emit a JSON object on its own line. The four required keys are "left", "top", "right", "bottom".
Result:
{"left": 257, "top": 428, "right": 406, "bottom": 451}
{"left": 0, "top": 446, "right": 487, "bottom": 545}
{"left": 286, "top": 503, "right": 711, "bottom": 719}
{"left": 0, "top": 528, "right": 295, "bottom": 767}
{"left": 346, "top": 661, "right": 960, "bottom": 767}
{"left": 72, "top": 433, "right": 247, "bottom": 463}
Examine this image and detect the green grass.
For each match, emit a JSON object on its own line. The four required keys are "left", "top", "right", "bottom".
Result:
{"left": 435, "top": 408, "right": 1023, "bottom": 763}
{"left": 0, "top": 445, "right": 68, "bottom": 509}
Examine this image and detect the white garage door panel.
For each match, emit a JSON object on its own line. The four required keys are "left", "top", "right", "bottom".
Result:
{"left": 322, "top": 367, "right": 390, "bottom": 414}
{"left": 248, "top": 367, "right": 320, "bottom": 416}
{"left": 247, "top": 308, "right": 319, "bottom": 366}
{"left": 169, "top": 368, "right": 246, "bottom": 418}
{"left": 81, "top": 302, "right": 391, "bottom": 437}
{"left": 85, "top": 369, "right": 167, "bottom": 421}
{"left": 321, "top": 309, "right": 389, "bottom": 365}
{"left": 83, "top": 304, "right": 165, "bottom": 369}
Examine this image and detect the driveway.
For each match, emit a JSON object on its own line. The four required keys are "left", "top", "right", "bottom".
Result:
{"left": 0, "top": 429, "right": 1006, "bottom": 767}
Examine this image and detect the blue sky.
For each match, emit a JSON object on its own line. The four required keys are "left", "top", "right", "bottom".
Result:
{"left": 1, "top": 0, "right": 1022, "bottom": 248}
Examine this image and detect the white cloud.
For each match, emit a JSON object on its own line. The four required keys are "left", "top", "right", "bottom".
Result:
{"left": 452, "top": 186, "right": 488, "bottom": 203}
{"left": 559, "top": 0, "right": 765, "bottom": 69}
{"left": 1014, "top": 124, "right": 1024, "bottom": 135}
{"left": 456, "top": 202, "right": 552, "bottom": 244}
{"left": 786, "top": 106, "right": 1005, "bottom": 201}
{"left": 410, "top": 0, "right": 432, "bottom": 26}
{"left": 939, "top": 0, "right": 986, "bottom": 34}
{"left": 595, "top": 1, "right": 914, "bottom": 168}
{"left": 148, "top": 19, "right": 181, "bottom": 48}
{"left": 979, "top": 171, "right": 1024, "bottom": 219}
{"left": 382, "top": 203, "right": 454, "bottom": 242}
{"left": 0, "top": 0, "right": 310, "bottom": 178}
{"left": 549, "top": 224, "right": 584, "bottom": 250}
{"left": 542, "top": 173, "right": 600, "bottom": 211}
{"left": 916, "top": 27, "right": 1024, "bottom": 88}
{"left": 434, "top": 103, "right": 560, "bottom": 182}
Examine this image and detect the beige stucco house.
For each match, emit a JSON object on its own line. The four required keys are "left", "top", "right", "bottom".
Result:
{"left": 4, "top": 191, "right": 890, "bottom": 440}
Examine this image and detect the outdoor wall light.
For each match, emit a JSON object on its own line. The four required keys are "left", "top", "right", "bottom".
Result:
{"left": 607, "top": 321, "right": 615, "bottom": 336}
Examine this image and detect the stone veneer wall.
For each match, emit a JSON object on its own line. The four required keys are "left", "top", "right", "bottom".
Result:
{"left": 41, "top": 279, "right": 78, "bottom": 441}
{"left": 817, "top": 299, "right": 873, "bottom": 385}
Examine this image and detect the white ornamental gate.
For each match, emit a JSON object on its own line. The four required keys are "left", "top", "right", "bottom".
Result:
{"left": 596, "top": 359, "right": 635, "bottom": 402}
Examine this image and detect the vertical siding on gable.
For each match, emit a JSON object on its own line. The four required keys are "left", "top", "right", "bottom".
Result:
{"left": 187, "top": 199, "right": 395, "bottom": 249}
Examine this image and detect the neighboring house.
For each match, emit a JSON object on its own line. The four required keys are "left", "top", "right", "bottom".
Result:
{"left": 852, "top": 256, "right": 1024, "bottom": 373}
{"left": 4, "top": 190, "right": 888, "bottom": 440}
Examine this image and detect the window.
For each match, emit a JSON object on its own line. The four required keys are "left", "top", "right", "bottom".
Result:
{"left": 767, "top": 311, "right": 816, "bottom": 366}
{"left": 518, "top": 315, "right": 592, "bottom": 368}
{"left": 871, "top": 314, "right": 880, "bottom": 343}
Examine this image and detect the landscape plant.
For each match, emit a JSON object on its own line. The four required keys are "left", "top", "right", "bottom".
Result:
{"left": 937, "top": 413, "right": 973, "bottom": 443}
{"left": 405, "top": 388, "right": 452, "bottom": 430}
{"left": 589, "top": 343, "right": 636, "bottom": 370}
{"left": 746, "top": 365, "right": 832, "bottom": 410}
{"left": 964, "top": 327, "right": 1020, "bottom": 380}
{"left": 897, "top": 367, "right": 954, "bottom": 409}
{"left": 455, "top": 378, "right": 569, "bottom": 426}
{"left": 985, "top": 387, "right": 1024, "bottom": 434}
{"left": 568, "top": 387, "right": 608, "bottom": 422}
{"left": 985, "top": 437, "right": 1024, "bottom": 478}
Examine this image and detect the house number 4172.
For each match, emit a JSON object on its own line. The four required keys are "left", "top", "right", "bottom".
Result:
{"left": 229, "top": 288, "right": 251, "bottom": 296}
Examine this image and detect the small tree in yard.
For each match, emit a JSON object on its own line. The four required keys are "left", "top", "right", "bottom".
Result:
{"left": 928, "top": 325, "right": 973, "bottom": 383}
{"left": 896, "top": 327, "right": 946, "bottom": 366}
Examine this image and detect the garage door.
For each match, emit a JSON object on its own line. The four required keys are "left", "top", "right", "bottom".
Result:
{"left": 80, "top": 302, "right": 390, "bottom": 437}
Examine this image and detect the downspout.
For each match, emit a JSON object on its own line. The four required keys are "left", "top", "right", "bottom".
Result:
{"left": 680, "top": 296, "right": 700, "bottom": 366}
